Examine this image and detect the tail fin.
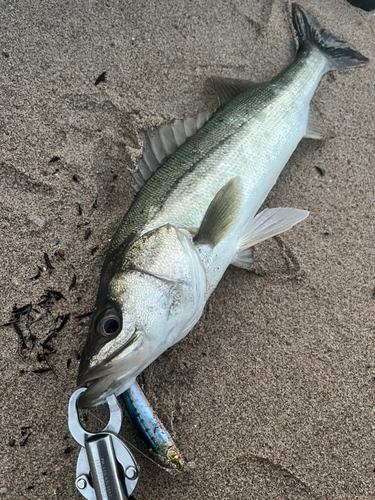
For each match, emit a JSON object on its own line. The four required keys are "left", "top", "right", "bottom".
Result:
{"left": 292, "top": 3, "right": 369, "bottom": 71}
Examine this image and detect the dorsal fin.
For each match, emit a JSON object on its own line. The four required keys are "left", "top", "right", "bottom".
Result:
{"left": 212, "top": 77, "right": 262, "bottom": 106}
{"left": 132, "top": 112, "right": 213, "bottom": 193}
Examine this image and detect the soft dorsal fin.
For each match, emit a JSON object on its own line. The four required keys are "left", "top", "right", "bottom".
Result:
{"left": 212, "top": 77, "right": 262, "bottom": 107}
{"left": 132, "top": 112, "right": 213, "bottom": 193}
{"left": 194, "top": 177, "right": 242, "bottom": 247}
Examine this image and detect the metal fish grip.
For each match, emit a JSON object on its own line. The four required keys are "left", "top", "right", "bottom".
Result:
{"left": 68, "top": 388, "right": 139, "bottom": 500}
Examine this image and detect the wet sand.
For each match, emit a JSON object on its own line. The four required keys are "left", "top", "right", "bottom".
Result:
{"left": 0, "top": 1, "right": 374, "bottom": 498}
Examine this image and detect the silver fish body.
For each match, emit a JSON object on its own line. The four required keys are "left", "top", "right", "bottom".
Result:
{"left": 77, "top": 4, "right": 368, "bottom": 407}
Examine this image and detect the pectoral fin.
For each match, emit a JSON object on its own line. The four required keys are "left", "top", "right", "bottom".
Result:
{"left": 194, "top": 177, "right": 242, "bottom": 247}
{"left": 231, "top": 208, "right": 309, "bottom": 268}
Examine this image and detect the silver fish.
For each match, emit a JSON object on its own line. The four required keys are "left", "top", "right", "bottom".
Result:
{"left": 77, "top": 4, "right": 368, "bottom": 407}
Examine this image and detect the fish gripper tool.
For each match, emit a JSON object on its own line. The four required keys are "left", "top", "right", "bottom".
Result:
{"left": 68, "top": 387, "right": 139, "bottom": 500}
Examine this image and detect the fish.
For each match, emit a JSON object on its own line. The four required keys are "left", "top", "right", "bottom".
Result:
{"left": 77, "top": 4, "right": 368, "bottom": 408}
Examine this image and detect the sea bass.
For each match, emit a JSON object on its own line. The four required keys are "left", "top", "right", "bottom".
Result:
{"left": 77, "top": 4, "right": 368, "bottom": 407}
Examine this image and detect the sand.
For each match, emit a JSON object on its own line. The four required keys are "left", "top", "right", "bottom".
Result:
{"left": 0, "top": 0, "right": 374, "bottom": 498}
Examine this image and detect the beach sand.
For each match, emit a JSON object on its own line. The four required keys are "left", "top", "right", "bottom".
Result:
{"left": 0, "top": 1, "right": 374, "bottom": 498}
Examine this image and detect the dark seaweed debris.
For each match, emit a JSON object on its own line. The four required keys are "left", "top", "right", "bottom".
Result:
{"left": 44, "top": 252, "right": 54, "bottom": 270}
{"left": 69, "top": 273, "right": 77, "bottom": 290}
{"left": 54, "top": 313, "right": 70, "bottom": 332}
{"left": 75, "top": 311, "right": 93, "bottom": 319}
{"left": 54, "top": 249, "right": 65, "bottom": 262}
{"left": 42, "top": 344, "right": 55, "bottom": 353}
{"left": 31, "top": 249, "right": 65, "bottom": 280}
{"left": 13, "top": 322, "right": 27, "bottom": 349}
{"left": 1, "top": 289, "right": 71, "bottom": 375}
{"left": 13, "top": 303, "right": 32, "bottom": 317}
{"left": 41, "top": 332, "right": 57, "bottom": 348}
{"left": 31, "top": 368, "right": 51, "bottom": 374}
{"left": 38, "top": 290, "right": 65, "bottom": 306}
{"left": 20, "top": 432, "right": 32, "bottom": 447}
{"left": 30, "top": 267, "right": 43, "bottom": 281}
{"left": 94, "top": 71, "right": 106, "bottom": 85}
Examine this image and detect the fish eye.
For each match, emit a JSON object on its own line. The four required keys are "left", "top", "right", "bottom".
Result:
{"left": 96, "top": 309, "right": 121, "bottom": 337}
{"left": 103, "top": 318, "right": 119, "bottom": 335}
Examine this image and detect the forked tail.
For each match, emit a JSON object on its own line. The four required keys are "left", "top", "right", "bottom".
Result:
{"left": 292, "top": 3, "right": 369, "bottom": 71}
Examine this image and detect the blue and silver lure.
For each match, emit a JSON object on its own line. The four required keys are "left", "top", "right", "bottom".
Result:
{"left": 122, "top": 382, "right": 184, "bottom": 470}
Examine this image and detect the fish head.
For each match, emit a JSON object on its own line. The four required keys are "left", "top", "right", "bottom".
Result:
{"left": 77, "top": 225, "right": 206, "bottom": 407}
{"left": 77, "top": 268, "right": 185, "bottom": 407}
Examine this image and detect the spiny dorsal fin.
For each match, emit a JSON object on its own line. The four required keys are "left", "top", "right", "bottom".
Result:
{"left": 194, "top": 177, "right": 242, "bottom": 247}
{"left": 212, "top": 77, "right": 262, "bottom": 107}
{"left": 132, "top": 112, "right": 213, "bottom": 193}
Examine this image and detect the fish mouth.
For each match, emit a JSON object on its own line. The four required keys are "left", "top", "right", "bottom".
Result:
{"left": 77, "top": 332, "right": 142, "bottom": 407}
